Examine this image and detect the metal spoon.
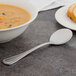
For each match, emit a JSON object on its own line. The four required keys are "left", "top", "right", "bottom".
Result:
{"left": 3, "top": 28, "right": 73, "bottom": 65}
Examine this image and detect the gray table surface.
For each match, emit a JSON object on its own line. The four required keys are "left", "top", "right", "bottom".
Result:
{"left": 0, "top": 8, "right": 76, "bottom": 76}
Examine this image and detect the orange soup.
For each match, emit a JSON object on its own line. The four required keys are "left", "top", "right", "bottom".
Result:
{"left": 0, "top": 4, "right": 31, "bottom": 29}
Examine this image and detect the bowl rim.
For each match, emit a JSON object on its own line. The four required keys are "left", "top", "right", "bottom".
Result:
{"left": 0, "top": 5, "right": 38, "bottom": 32}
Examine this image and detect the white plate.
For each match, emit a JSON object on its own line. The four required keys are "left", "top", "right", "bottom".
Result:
{"left": 55, "top": 6, "right": 76, "bottom": 31}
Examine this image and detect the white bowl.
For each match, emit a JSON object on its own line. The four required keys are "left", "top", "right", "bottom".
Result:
{"left": 0, "top": 0, "right": 38, "bottom": 43}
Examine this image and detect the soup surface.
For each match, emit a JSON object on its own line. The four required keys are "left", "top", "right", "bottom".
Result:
{"left": 0, "top": 4, "right": 31, "bottom": 29}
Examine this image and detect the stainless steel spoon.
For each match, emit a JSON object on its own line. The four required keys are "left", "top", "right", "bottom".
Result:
{"left": 3, "top": 28, "right": 73, "bottom": 65}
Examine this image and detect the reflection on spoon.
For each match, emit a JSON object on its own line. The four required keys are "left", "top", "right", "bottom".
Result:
{"left": 3, "top": 28, "right": 73, "bottom": 65}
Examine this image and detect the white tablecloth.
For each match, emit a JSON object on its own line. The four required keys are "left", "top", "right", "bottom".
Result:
{"left": 41, "top": 0, "right": 76, "bottom": 11}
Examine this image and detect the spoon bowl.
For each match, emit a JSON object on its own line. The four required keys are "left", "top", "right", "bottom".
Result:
{"left": 50, "top": 29, "right": 73, "bottom": 45}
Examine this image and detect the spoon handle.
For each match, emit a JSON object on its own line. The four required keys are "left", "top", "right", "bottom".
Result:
{"left": 3, "top": 42, "right": 50, "bottom": 65}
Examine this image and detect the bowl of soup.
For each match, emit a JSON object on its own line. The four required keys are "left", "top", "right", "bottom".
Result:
{"left": 0, "top": 0, "right": 38, "bottom": 43}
